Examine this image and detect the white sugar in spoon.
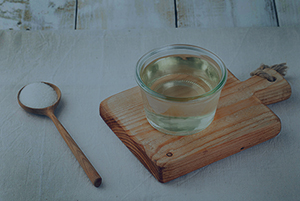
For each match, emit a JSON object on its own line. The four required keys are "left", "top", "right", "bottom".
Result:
{"left": 17, "top": 82, "right": 102, "bottom": 187}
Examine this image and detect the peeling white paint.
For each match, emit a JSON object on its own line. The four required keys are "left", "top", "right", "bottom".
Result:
{"left": 0, "top": 0, "right": 75, "bottom": 30}
{"left": 0, "top": 0, "right": 300, "bottom": 30}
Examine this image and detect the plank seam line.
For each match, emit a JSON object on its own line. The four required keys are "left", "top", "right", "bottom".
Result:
{"left": 174, "top": 0, "right": 178, "bottom": 28}
{"left": 272, "top": 0, "right": 280, "bottom": 27}
{"left": 75, "top": 0, "right": 79, "bottom": 30}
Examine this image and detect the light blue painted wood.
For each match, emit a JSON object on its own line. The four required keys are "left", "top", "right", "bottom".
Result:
{"left": 0, "top": 0, "right": 76, "bottom": 30}
{"left": 1, "top": 0, "right": 299, "bottom": 30}
{"left": 275, "top": 0, "right": 300, "bottom": 26}
{"left": 176, "top": 0, "right": 278, "bottom": 28}
{"left": 76, "top": 0, "right": 175, "bottom": 30}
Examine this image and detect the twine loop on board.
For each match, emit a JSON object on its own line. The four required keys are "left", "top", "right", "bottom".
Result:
{"left": 250, "top": 63, "right": 288, "bottom": 82}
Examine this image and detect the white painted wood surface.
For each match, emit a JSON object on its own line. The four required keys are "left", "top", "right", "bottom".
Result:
{"left": 0, "top": 0, "right": 76, "bottom": 30}
{"left": 0, "top": 0, "right": 299, "bottom": 30}
{"left": 76, "top": 0, "right": 175, "bottom": 29}
{"left": 275, "top": 0, "right": 300, "bottom": 26}
{"left": 176, "top": 0, "right": 278, "bottom": 28}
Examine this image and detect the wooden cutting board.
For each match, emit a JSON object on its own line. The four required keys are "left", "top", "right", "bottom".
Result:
{"left": 99, "top": 68, "right": 291, "bottom": 183}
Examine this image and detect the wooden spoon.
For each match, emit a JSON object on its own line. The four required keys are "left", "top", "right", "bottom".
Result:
{"left": 17, "top": 82, "right": 102, "bottom": 187}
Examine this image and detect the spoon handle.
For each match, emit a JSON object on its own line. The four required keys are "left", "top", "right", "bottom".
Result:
{"left": 47, "top": 111, "right": 102, "bottom": 187}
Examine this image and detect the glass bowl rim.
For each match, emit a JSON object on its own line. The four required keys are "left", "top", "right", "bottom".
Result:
{"left": 135, "top": 44, "right": 227, "bottom": 101}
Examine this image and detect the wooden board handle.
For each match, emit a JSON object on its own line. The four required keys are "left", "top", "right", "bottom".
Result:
{"left": 47, "top": 111, "right": 102, "bottom": 187}
{"left": 221, "top": 68, "right": 291, "bottom": 109}
{"left": 248, "top": 68, "right": 291, "bottom": 105}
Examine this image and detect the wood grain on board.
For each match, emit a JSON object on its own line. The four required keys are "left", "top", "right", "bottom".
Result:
{"left": 0, "top": 0, "right": 76, "bottom": 30}
{"left": 76, "top": 0, "right": 175, "bottom": 30}
{"left": 100, "top": 68, "right": 291, "bottom": 183}
{"left": 176, "top": 0, "right": 278, "bottom": 28}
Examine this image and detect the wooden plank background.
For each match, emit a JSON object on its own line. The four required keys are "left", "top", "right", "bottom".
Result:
{"left": 0, "top": 0, "right": 299, "bottom": 30}
{"left": 176, "top": 0, "right": 278, "bottom": 28}
{"left": 0, "top": 0, "right": 76, "bottom": 30}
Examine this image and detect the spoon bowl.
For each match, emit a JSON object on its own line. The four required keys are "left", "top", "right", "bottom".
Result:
{"left": 18, "top": 82, "right": 102, "bottom": 187}
{"left": 17, "top": 82, "right": 61, "bottom": 116}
